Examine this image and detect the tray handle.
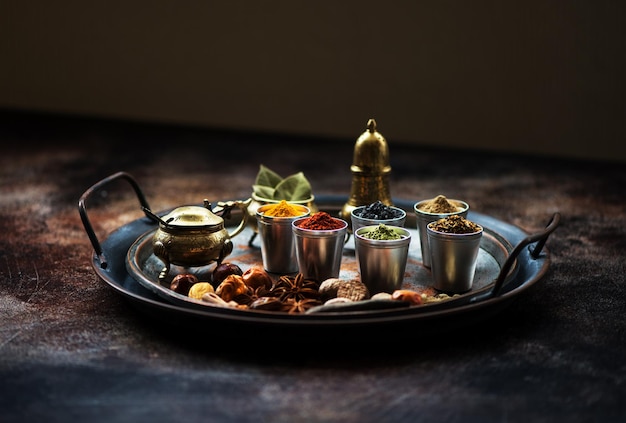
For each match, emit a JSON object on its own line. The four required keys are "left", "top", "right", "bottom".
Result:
{"left": 472, "top": 212, "right": 561, "bottom": 302}
{"left": 78, "top": 171, "right": 153, "bottom": 269}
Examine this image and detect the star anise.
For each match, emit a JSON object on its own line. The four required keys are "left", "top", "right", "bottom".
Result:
{"left": 233, "top": 285, "right": 270, "bottom": 306}
{"left": 269, "top": 273, "right": 320, "bottom": 302}
{"left": 280, "top": 298, "right": 322, "bottom": 314}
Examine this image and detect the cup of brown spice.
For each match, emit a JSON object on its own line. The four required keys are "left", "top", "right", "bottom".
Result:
{"left": 426, "top": 214, "right": 483, "bottom": 294}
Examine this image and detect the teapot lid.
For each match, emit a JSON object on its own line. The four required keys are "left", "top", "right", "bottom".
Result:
{"left": 160, "top": 205, "right": 223, "bottom": 228}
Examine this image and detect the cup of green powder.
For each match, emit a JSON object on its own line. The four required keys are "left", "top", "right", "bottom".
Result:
{"left": 354, "top": 224, "right": 411, "bottom": 295}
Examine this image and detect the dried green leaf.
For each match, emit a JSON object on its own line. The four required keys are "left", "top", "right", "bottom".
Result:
{"left": 252, "top": 185, "right": 276, "bottom": 199}
{"left": 274, "top": 172, "right": 312, "bottom": 201}
{"left": 255, "top": 165, "right": 283, "bottom": 188}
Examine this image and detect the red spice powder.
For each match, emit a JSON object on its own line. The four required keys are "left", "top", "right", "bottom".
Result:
{"left": 296, "top": 212, "right": 344, "bottom": 230}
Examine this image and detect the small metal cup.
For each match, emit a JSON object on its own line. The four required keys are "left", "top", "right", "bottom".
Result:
{"left": 414, "top": 199, "right": 469, "bottom": 268}
{"left": 292, "top": 217, "right": 348, "bottom": 282}
{"left": 256, "top": 204, "right": 310, "bottom": 273}
{"left": 351, "top": 205, "right": 406, "bottom": 267}
{"left": 354, "top": 225, "right": 411, "bottom": 295}
{"left": 426, "top": 222, "right": 483, "bottom": 294}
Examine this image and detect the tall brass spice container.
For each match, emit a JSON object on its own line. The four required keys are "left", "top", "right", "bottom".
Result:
{"left": 341, "top": 118, "right": 393, "bottom": 227}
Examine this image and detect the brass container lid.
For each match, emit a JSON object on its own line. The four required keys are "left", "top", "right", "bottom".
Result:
{"left": 341, "top": 118, "right": 393, "bottom": 225}
{"left": 351, "top": 119, "right": 391, "bottom": 175}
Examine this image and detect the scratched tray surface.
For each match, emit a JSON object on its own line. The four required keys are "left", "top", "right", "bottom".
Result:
{"left": 125, "top": 213, "right": 515, "bottom": 315}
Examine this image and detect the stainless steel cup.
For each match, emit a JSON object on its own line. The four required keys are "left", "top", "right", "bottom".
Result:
{"left": 426, "top": 222, "right": 483, "bottom": 294}
{"left": 351, "top": 205, "right": 406, "bottom": 267}
{"left": 292, "top": 217, "right": 348, "bottom": 282}
{"left": 256, "top": 204, "right": 310, "bottom": 273}
{"left": 354, "top": 225, "right": 411, "bottom": 295}
{"left": 413, "top": 199, "right": 469, "bottom": 268}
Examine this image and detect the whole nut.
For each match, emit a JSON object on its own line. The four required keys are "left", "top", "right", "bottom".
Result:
{"left": 188, "top": 282, "right": 214, "bottom": 300}
{"left": 319, "top": 278, "right": 369, "bottom": 301}
{"left": 391, "top": 289, "right": 423, "bottom": 305}
{"left": 216, "top": 274, "right": 248, "bottom": 302}
{"left": 242, "top": 266, "right": 273, "bottom": 290}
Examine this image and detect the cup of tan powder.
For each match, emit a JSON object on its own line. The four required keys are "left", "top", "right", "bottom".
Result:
{"left": 413, "top": 195, "right": 469, "bottom": 268}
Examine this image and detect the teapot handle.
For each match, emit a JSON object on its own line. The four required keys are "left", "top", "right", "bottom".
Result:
{"left": 214, "top": 198, "right": 253, "bottom": 239}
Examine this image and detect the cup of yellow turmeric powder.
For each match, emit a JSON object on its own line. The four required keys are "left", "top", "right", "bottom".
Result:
{"left": 256, "top": 201, "right": 310, "bottom": 273}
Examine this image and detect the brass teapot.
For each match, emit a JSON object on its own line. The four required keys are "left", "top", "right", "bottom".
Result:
{"left": 143, "top": 198, "right": 251, "bottom": 281}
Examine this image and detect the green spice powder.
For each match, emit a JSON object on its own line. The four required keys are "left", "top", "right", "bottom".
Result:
{"left": 362, "top": 224, "right": 402, "bottom": 240}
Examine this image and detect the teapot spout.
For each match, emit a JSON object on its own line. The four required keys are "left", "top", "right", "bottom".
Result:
{"left": 213, "top": 198, "right": 252, "bottom": 239}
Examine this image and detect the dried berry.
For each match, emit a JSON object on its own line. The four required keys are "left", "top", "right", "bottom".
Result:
{"left": 212, "top": 262, "right": 243, "bottom": 287}
{"left": 170, "top": 273, "right": 198, "bottom": 295}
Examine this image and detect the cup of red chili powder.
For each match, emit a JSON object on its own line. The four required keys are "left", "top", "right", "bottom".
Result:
{"left": 292, "top": 212, "right": 348, "bottom": 282}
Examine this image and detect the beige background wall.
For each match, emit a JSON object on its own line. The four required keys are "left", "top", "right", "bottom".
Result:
{"left": 1, "top": 1, "right": 624, "bottom": 162}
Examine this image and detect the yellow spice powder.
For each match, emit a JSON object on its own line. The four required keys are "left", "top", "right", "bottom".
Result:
{"left": 263, "top": 200, "right": 303, "bottom": 217}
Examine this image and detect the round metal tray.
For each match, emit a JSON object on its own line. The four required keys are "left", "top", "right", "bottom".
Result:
{"left": 79, "top": 172, "right": 559, "bottom": 343}
{"left": 126, "top": 223, "right": 513, "bottom": 312}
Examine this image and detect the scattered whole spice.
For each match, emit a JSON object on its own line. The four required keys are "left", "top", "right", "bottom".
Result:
{"left": 429, "top": 215, "right": 482, "bottom": 234}
{"left": 170, "top": 273, "right": 198, "bottom": 295}
{"left": 188, "top": 282, "right": 214, "bottom": 299}
{"left": 361, "top": 224, "right": 403, "bottom": 240}
{"left": 418, "top": 195, "right": 461, "bottom": 214}
{"left": 262, "top": 200, "right": 305, "bottom": 217}
{"left": 296, "top": 212, "right": 344, "bottom": 230}
{"left": 354, "top": 200, "right": 404, "bottom": 220}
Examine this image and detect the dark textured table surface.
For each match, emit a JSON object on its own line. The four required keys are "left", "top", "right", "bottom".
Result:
{"left": 1, "top": 110, "right": 624, "bottom": 423}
